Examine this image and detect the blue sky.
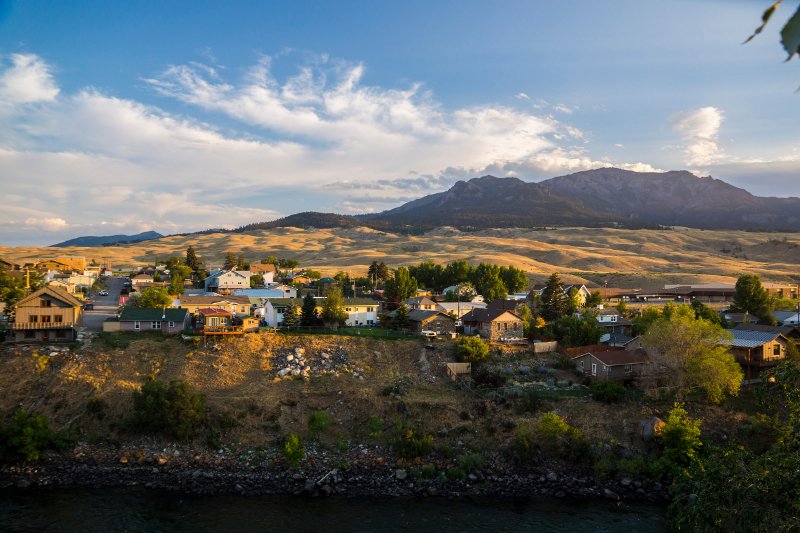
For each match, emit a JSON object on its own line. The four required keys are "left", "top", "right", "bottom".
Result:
{"left": 1, "top": 0, "right": 799, "bottom": 245}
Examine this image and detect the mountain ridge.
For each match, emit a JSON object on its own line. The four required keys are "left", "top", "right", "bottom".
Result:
{"left": 51, "top": 231, "right": 164, "bottom": 248}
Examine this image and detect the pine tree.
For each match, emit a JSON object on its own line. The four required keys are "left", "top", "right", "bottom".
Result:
{"left": 731, "top": 274, "right": 775, "bottom": 325}
{"left": 223, "top": 252, "right": 237, "bottom": 270}
{"left": 540, "top": 273, "right": 569, "bottom": 321}
{"left": 393, "top": 302, "right": 410, "bottom": 330}
{"left": 300, "top": 292, "right": 319, "bottom": 327}
{"left": 185, "top": 246, "right": 199, "bottom": 271}
{"left": 283, "top": 301, "right": 299, "bottom": 329}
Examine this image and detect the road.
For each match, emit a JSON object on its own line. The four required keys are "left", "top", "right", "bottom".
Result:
{"left": 81, "top": 276, "right": 125, "bottom": 332}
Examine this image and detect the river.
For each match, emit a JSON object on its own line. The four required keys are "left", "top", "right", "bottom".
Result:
{"left": 0, "top": 488, "right": 666, "bottom": 532}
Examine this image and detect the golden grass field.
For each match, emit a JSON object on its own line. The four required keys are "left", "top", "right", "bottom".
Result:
{"left": 3, "top": 226, "right": 799, "bottom": 289}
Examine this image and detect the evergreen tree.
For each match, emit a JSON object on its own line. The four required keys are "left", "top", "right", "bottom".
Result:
{"left": 393, "top": 302, "right": 410, "bottom": 330}
{"left": 283, "top": 301, "right": 299, "bottom": 329}
{"left": 185, "top": 246, "right": 199, "bottom": 271}
{"left": 540, "top": 273, "right": 569, "bottom": 321}
{"left": 223, "top": 251, "right": 237, "bottom": 270}
{"left": 731, "top": 274, "right": 775, "bottom": 325}
{"left": 300, "top": 292, "right": 319, "bottom": 327}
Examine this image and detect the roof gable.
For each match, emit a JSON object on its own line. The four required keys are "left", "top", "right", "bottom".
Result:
{"left": 17, "top": 286, "right": 84, "bottom": 308}
{"left": 573, "top": 349, "right": 648, "bottom": 366}
{"left": 119, "top": 307, "right": 189, "bottom": 322}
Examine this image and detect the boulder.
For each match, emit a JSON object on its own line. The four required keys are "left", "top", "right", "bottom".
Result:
{"left": 638, "top": 417, "right": 665, "bottom": 441}
{"left": 395, "top": 469, "right": 407, "bottom": 481}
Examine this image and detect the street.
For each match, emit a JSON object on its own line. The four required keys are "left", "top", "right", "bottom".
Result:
{"left": 81, "top": 276, "right": 125, "bottom": 332}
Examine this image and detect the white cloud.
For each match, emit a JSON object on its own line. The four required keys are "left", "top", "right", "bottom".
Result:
{"left": 0, "top": 52, "right": 673, "bottom": 245}
{"left": 25, "top": 217, "right": 68, "bottom": 231}
{"left": 514, "top": 92, "right": 530, "bottom": 100}
{"left": 670, "top": 106, "right": 724, "bottom": 166}
{"left": 0, "top": 54, "right": 59, "bottom": 105}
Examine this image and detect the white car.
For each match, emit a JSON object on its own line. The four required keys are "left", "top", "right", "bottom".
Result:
{"left": 99, "top": 290, "right": 109, "bottom": 296}
{"left": 421, "top": 330, "right": 437, "bottom": 338}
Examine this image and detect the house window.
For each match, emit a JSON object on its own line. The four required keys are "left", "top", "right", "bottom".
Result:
{"left": 579, "top": 361, "right": 584, "bottom": 369}
{"left": 151, "top": 321, "right": 161, "bottom": 329}
{"left": 610, "top": 315, "right": 617, "bottom": 322}
{"left": 134, "top": 321, "right": 140, "bottom": 330}
{"left": 774, "top": 344, "right": 782, "bottom": 357}
{"left": 54, "top": 315, "right": 62, "bottom": 323}
{"left": 41, "top": 315, "right": 51, "bottom": 323}
{"left": 346, "top": 308, "right": 351, "bottom": 312}
{"left": 29, "top": 315, "right": 38, "bottom": 323}
{"left": 40, "top": 299, "right": 52, "bottom": 307}
{"left": 591, "top": 363, "right": 597, "bottom": 376}
{"left": 625, "top": 364, "right": 632, "bottom": 374}
{"left": 168, "top": 321, "right": 175, "bottom": 329}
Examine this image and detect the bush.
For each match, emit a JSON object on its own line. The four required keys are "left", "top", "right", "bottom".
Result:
{"left": 616, "top": 455, "right": 647, "bottom": 478}
{"left": 455, "top": 336, "right": 489, "bottom": 363}
{"left": 0, "top": 409, "right": 57, "bottom": 461}
{"left": 392, "top": 421, "right": 433, "bottom": 458}
{"left": 590, "top": 381, "right": 626, "bottom": 403}
{"left": 515, "top": 390, "right": 541, "bottom": 414}
{"left": 660, "top": 403, "right": 702, "bottom": 467}
{"left": 535, "top": 412, "right": 589, "bottom": 461}
{"left": 512, "top": 424, "right": 533, "bottom": 464}
{"left": 459, "top": 452, "right": 486, "bottom": 472}
{"left": 283, "top": 433, "right": 305, "bottom": 468}
{"left": 381, "top": 375, "right": 414, "bottom": 397}
{"left": 472, "top": 367, "right": 507, "bottom": 388}
{"left": 308, "top": 410, "right": 332, "bottom": 434}
{"left": 130, "top": 379, "right": 205, "bottom": 440}
{"left": 85, "top": 397, "right": 107, "bottom": 420}
{"left": 366, "top": 415, "right": 384, "bottom": 438}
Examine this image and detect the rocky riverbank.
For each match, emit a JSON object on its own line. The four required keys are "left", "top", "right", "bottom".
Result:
{"left": 0, "top": 442, "right": 668, "bottom": 503}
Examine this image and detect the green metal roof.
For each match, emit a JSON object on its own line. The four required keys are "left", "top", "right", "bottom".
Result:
{"left": 119, "top": 307, "right": 189, "bottom": 321}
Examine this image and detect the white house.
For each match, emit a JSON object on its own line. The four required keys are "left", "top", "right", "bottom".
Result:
{"left": 204, "top": 270, "right": 252, "bottom": 294}
{"left": 435, "top": 301, "right": 487, "bottom": 318}
{"left": 343, "top": 297, "right": 379, "bottom": 326}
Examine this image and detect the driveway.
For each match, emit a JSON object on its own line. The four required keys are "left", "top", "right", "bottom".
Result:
{"left": 81, "top": 276, "right": 125, "bottom": 332}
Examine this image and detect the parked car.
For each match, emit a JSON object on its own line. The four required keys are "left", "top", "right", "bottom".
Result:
{"left": 83, "top": 303, "right": 94, "bottom": 310}
{"left": 98, "top": 290, "right": 109, "bottom": 296}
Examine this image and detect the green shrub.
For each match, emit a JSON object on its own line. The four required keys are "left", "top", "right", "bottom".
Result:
{"left": 455, "top": 336, "right": 489, "bottom": 363}
{"left": 616, "top": 455, "right": 647, "bottom": 477}
{"left": 392, "top": 421, "right": 433, "bottom": 458}
{"left": 0, "top": 409, "right": 56, "bottom": 461}
{"left": 590, "top": 381, "right": 626, "bottom": 404}
{"left": 381, "top": 376, "right": 414, "bottom": 397}
{"left": 660, "top": 403, "right": 702, "bottom": 467}
{"left": 458, "top": 452, "right": 486, "bottom": 472}
{"left": 593, "top": 456, "right": 614, "bottom": 480}
{"left": 85, "top": 397, "right": 107, "bottom": 419}
{"left": 130, "top": 379, "right": 205, "bottom": 440}
{"left": 366, "top": 415, "right": 384, "bottom": 438}
{"left": 283, "top": 433, "right": 305, "bottom": 468}
{"left": 308, "top": 410, "right": 332, "bottom": 434}
{"left": 411, "top": 464, "right": 437, "bottom": 480}
{"left": 535, "top": 412, "right": 589, "bottom": 461}
{"left": 512, "top": 424, "right": 533, "bottom": 464}
{"left": 446, "top": 466, "right": 467, "bottom": 481}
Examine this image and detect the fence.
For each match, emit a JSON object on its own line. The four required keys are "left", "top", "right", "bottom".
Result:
{"left": 531, "top": 341, "right": 558, "bottom": 353}
{"left": 446, "top": 362, "right": 471, "bottom": 381}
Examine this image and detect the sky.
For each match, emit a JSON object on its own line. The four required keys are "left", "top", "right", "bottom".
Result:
{"left": 1, "top": 0, "right": 799, "bottom": 246}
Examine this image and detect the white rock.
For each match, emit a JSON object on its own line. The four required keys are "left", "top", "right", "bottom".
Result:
{"left": 287, "top": 354, "right": 294, "bottom": 362}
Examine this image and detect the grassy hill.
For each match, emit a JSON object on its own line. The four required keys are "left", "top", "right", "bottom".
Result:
{"left": 2, "top": 226, "right": 799, "bottom": 288}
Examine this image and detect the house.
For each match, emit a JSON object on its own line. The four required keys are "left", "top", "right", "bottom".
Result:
{"left": 732, "top": 323, "right": 800, "bottom": 342}
{"left": 486, "top": 299, "right": 525, "bottom": 313}
{"left": 261, "top": 298, "right": 300, "bottom": 327}
{"left": 197, "top": 308, "right": 233, "bottom": 331}
{"left": 528, "top": 283, "right": 592, "bottom": 305}
{"left": 248, "top": 263, "right": 276, "bottom": 284}
{"left": 461, "top": 308, "right": 524, "bottom": 341}
{"left": 775, "top": 311, "right": 800, "bottom": 327}
{"left": 404, "top": 296, "right": 438, "bottom": 311}
{"left": 118, "top": 307, "right": 190, "bottom": 334}
{"left": 722, "top": 329, "right": 790, "bottom": 368}
{"left": 406, "top": 309, "right": 456, "bottom": 336}
{"left": 130, "top": 273, "right": 154, "bottom": 285}
{"left": 595, "top": 307, "right": 632, "bottom": 336}
{"left": 204, "top": 270, "right": 252, "bottom": 294}
{"left": 233, "top": 285, "right": 298, "bottom": 299}
{"left": 10, "top": 286, "right": 84, "bottom": 343}
{"left": 599, "top": 332, "right": 634, "bottom": 347}
{"left": 342, "top": 297, "right": 380, "bottom": 326}
{"left": 572, "top": 349, "right": 650, "bottom": 381}
{"left": 54, "top": 256, "right": 87, "bottom": 271}
{"left": 179, "top": 295, "right": 252, "bottom": 317}
{"left": 37, "top": 259, "right": 72, "bottom": 273}
{"left": 435, "top": 301, "right": 487, "bottom": 319}
{"left": 0, "top": 258, "right": 20, "bottom": 270}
